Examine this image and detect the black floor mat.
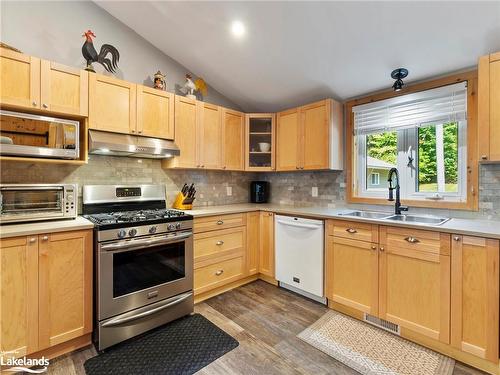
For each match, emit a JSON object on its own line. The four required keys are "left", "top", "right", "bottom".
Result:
{"left": 84, "top": 314, "right": 239, "bottom": 375}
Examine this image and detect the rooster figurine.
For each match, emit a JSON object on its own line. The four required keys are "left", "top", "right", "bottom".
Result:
{"left": 81, "top": 30, "right": 120, "bottom": 73}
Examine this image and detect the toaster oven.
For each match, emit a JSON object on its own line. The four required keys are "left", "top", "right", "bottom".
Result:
{"left": 0, "top": 184, "right": 77, "bottom": 224}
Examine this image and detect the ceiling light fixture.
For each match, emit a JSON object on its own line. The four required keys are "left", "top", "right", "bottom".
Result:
{"left": 231, "top": 20, "right": 245, "bottom": 38}
{"left": 391, "top": 68, "right": 409, "bottom": 91}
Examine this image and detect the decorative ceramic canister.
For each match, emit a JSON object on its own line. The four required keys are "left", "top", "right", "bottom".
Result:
{"left": 153, "top": 70, "right": 166, "bottom": 90}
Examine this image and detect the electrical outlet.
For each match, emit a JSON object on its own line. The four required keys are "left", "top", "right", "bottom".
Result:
{"left": 312, "top": 187, "right": 318, "bottom": 197}
{"left": 226, "top": 186, "right": 232, "bottom": 196}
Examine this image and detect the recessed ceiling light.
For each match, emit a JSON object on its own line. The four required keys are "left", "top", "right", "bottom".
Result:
{"left": 231, "top": 20, "right": 245, "bottom": 38}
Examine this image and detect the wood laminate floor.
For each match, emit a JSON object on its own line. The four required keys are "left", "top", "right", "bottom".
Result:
{"left": 47, "top": 280, "right": 486, "bottom": 375}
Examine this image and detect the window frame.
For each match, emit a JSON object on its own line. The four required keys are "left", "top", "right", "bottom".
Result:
{"left": 345, "top": 71, "right": 479, "bottom": 211}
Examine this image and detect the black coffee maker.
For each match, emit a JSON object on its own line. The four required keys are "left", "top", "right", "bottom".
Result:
{"left": 250, "top": 181, "right": 269, "bottom": 203}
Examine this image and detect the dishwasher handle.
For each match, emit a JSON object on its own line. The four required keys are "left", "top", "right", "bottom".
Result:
{"left": 276, "top": 219, "right": 322, "bottom": 230}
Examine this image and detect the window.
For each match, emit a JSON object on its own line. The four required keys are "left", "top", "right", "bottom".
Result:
{"left": 352, "top": 82, "right": 467, "bottom": 203}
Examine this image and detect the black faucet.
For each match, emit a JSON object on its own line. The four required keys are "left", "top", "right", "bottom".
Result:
{"left": 387, "top": 168, "right": 408, "bottom": 215}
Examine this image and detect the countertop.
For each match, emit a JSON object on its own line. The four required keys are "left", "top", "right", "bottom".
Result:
{"left": 0, "top": 216, "right": 95, "bottom": 239}
{"left": 188, "top": 203, "right": 500, "bottom": 240}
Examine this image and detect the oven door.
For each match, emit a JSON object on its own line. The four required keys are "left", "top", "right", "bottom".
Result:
{"left": 98, "top": 230, "right": 193, "bottom": 320}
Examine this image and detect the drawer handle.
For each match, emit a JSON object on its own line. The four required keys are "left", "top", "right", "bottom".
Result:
{"left": 405, "top": 236, "right": 420, "bottom": 244}
{"left": 29, "top": 237, "right": 37, "bottom": 243}
{"left": 42, "top": 103, "right": 48, "bottom": 109}
{"left": 453, "top": 236, "right": 461, "bottom": 242}
{"left": 345, "top": 228, "right": 357, "bottom": 234}
{"left": 481, "top": 155, "right": 488, "bottom": 160}
{"left": 379, "top": 246, "right": 385, "bottom": 252}
{"left": 41, "top": 236, "right": 49, "bottom": 241}
{"left": 216, "top": 240, "right": 224, "bottom": 246}
{"left": 216, "top": 220, "right": 224, "bottom": 225}
{"left": 215, "top": 269, "right": 224, "bottom": 276}
{"left": 371, "top": 245, "right": 377, "bottom": 251}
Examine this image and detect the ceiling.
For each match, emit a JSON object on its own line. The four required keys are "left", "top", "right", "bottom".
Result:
{"left": 96, "top": 1, "right": 500, "bottom": 112}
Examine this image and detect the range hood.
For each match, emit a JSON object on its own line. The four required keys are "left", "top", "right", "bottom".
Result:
{"left": 88, "top": 130, "right": 180, "bottom": 159}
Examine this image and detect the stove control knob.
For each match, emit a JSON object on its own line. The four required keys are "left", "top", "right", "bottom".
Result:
{"left": 149, "top": 226, "right": 157, "bottom": 234}
{"left": 167, "top": 223, "right": 176, "bottom": 231}
{"left": 175, "top": 222, "right": 181, "bottom": 229}
{"left": 117, "top": 229, "right": 126, "bottom": 238}
{"left": 128, "top": 228, "right": 137, "bottom": 237}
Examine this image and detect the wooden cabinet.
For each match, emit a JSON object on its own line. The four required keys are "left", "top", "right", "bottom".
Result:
{"left": 199, "top": 103, "right": 222, "bottom": 169}
{"left": 0, "top": 236, "right": 39, "bottom": 358}
{"left": 246, "top": 212, "right": 260, "bottom": 275}
{"left": 136, "top": 85, "right": 174, "bottom": 140}
{"left": 40, "top": 60, "right": 88, "bottom": 116}
{"left": 451, "top": 235, "right": 499, "bottom": 362}
{"left": 326, "top": 236, "right": 379, "bottom": 315}
{"left": 0, "top": 229, "right": 92, "bottom": 358}
{"left": 379, "top": 227, "right": 451, "bottom": 343}
{"left": 222, "top": 108, "right": 245, "bottom": 171}
{"left": 276, "top": 99, "right": 343, "bottom": 171}
{"left": 0, "top": 48, "right": 88, "bottom": 117}
{"left": 259, "top": 211, "right": 275, "bottom": 277}
{"left": 246, "top": 113, "right": 275, "bottom": 171}
{"left": 194, "top": 213, "right": 246, "bottom": 234}
{"left": 478, "top": 52, "right": 500, "bottom": 162}
{"left": 89, "top": 73, "right": 136, "bottom": 135}
{"left": 38, "top": 230, "right": 92, "bottom": 350}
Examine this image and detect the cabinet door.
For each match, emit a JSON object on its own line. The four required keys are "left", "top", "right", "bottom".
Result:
{"left": 246, "top": 212, "right": 260, "bottom": 275}
{"left": 451, "top": 235, "right": 499, "bottom": 362}
{"left": 222, "top": 108, "right": 245, "bottom": 171}
{"left": 40, "top": 60, "right": 88, "bottom": 116}
{"left": 276, "top": 108, "right": 300, "bottom": 171}
{"left": 38, "top": 230, "right": 92, "bottom": 350}
{"left": 199, "top": 103, "right": 222, "bottom": 170}
{"left": 259, "top": 212, "right": 275, "bottom": 277}
{"left": 137, "top": 85, "right": 174, "bottom": 140}
{"left": 379, "top": 227, "right": 450, "bottom": 343}
{"left": 89, "top": 73, "right": 136, "bottom": 134}
{"left": 0, "top": 49, "right": 40, "bottom": 109}
{"left": 0, "top": 236, "right": 39, "bottom": 358}
{"left": 325, "top": 236, "right": 379, "bottom": 315}
{"left": 301, "top": 100, "right": 330, "bottom": 170}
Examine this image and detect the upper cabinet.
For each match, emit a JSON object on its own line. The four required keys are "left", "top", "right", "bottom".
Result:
{"left": 137, "top": 85, "right": 174, "bottom": 140}
{"left": 478, "top": 51, "right": 500, "bottom": 162}
{"left": 199, "top": 102, "right": 222, "bottom": 170}
{"left": 246, "top": 114, "right": 276, "bottom": 171}
{"left": 276, "top": 99, "right": 343, "bottom": 171}
{"left": 0, "top": 48, "right": 88, "bottom": 117}
{"left": 89, "top": 73, "right": 136, "bottom": 135}
{"left": 223, "top": 108, "right": 245, "bottom": 171}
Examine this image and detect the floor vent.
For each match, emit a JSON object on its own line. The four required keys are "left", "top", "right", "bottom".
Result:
{"left": 363, "top": 313, "right": 401, "bottom": 335}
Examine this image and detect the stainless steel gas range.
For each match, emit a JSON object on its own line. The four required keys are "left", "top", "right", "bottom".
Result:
{"left": 82, "top": 184, "right": 194, "bottom": 350}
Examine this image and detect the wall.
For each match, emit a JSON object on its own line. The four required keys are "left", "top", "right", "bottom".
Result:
{"left": 0, "top": 1, "right": 241, "bottom": 110}
{"left": 0, "top": 157, "right": 256, "bottom": 211}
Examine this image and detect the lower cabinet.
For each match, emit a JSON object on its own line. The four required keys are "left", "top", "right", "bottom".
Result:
{"left": 0, "top": 230, "right": 92, "bottom": 358}
{"left": 259, "top": 211, "right": 275, "bottom": 278}
{"left": 246, "top": 212, "right": 260, "bottom": 275}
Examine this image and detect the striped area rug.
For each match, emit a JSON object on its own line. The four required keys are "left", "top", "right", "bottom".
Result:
{"left": 298, "top": 310, "right": 455, "bottom": 375}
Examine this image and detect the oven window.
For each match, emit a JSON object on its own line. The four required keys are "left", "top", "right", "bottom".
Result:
{"left": 0, "top": 189, "right": 63, "bottom": 215}
{"left": 113, "top": 242, "right": 185, "bottom": 298}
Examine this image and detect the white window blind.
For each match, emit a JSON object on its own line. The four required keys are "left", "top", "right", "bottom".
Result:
{"left": 353, "top": 82, "right": 467, "bottom": 135}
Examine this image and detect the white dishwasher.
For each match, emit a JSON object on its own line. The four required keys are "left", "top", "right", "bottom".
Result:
{"left": 275, "top": 215, "right": 326, "bottom": 303}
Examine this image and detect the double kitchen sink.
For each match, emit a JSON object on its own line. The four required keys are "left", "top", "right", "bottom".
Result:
{"left": 339, "top": 210, "right": 450, "bottom": 226}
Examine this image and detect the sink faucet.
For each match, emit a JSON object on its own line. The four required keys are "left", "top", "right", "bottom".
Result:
{"left": 387, "top": 168, "right": 408, "bottom": 215}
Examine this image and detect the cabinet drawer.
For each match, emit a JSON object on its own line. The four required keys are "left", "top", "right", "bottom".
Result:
{"left": 194, "top": 213, "right": 246, "bottom": 233}
{"left": 194, "top": 255, "right": 245, "bottom": 294}
{"left": 381, "top": 226, "right": 450, "bottom": 257}
{"left": 327, "top": 220, "right": 378, "bottom": 243}
{"left": 194, "top": 227, "right": 245, "bottom": 263}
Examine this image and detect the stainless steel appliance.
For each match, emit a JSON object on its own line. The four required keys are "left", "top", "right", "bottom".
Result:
{"left": 0, "top": 184, "right": 77, "bottom": 223}
{"left": 82, "top": 184, "right": 193, "bottom": 350}
{"left": 0, "top": 110, "right": 79, "bottom": 159}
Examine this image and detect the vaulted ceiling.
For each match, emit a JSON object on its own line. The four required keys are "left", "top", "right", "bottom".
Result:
{"left": 96, "top": 1, "right": 500, "bottom": 112}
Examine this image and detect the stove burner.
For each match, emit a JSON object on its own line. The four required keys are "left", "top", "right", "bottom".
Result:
{"left": 85, "top": 209, "right": 187, "bottom": 226}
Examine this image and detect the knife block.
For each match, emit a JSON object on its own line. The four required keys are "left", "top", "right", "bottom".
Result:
{"left": 172, "top": 192, "right": 193, "bottom": 210}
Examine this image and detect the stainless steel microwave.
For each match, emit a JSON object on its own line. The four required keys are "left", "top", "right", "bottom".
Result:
{"left": 0, "top": 184, "right": 77, "bottom": 224}
{"left": 0, "top": 110, "right": 79, "bottom": 159}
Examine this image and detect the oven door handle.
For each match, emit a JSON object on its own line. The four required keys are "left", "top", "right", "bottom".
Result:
{"left": 101, "top": 292, "right": 193, "bottom": 327}
{"left": 100, "top": 231, "right": 192, "bottom": 253}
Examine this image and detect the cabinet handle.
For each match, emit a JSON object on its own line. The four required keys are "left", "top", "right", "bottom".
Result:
{"left": 216, "top": 240, "right": 224, "bottom": 246}
{"left": 481, "top": 155, "right": 488, "bottom": 160}
{"left": 268, "top": 213, "right": 273, "bottom": 216}
{"left": 131, "top": 129, "right": 135, "bottom": 133}
{"left": 29, "top": 237, "right": 37, "bottom": 243}
{"left": 201, "top": 165, "right": 205, "bottom": 168}
{"left": 453, "top": 236, "right": 461, "bottom": 241}
{"left": 42, "top": 103, "right": 48, "bottom": 109}
{"left": 379, "top": 246, "right": 385, "bottom": 252}
{"left": 404, "top": 236, "right": 420, "bottom": 244}
{"left": 41, "top": 236, "right": 49, "bottom": 241}
{"left": 222, "top": 166, "right": 226, "bottom": 169}
{"left": 215, "top": 270, "right": 224, "bottom": 276}
{"left": 138, "top": 130, "right": 142, "bottom": 134}
{"left": 32, "top": 101, "right": 37, "bottom": 107}
{"left": 346, "top": 228, "right": 357, "bottom": 234}
{"left": 216, "top": 220, "right": 224, "bottom": 225}
{"left": 296, "top": 166, "right": 300, "bottom": 170}
{"left": 371, "top": 245, "right": 377, "bottom": 251}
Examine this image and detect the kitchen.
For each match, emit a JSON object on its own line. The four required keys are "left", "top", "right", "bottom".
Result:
{"left": 1, "top": 1, "right": 500, "bottom": 375}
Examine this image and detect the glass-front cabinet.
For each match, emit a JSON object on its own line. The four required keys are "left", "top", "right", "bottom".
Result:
{"left": 245, "top": 113, "right": 275, "bottom": 171}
